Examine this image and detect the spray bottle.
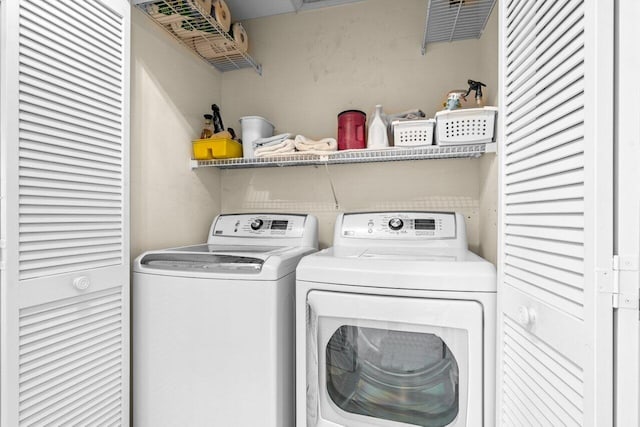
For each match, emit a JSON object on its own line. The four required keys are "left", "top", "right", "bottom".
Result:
{"left": 464, "top": 79, "right": 487, "bottom": 107}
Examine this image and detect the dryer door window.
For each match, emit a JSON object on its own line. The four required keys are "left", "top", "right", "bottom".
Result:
{"left": 305, "top": 291, "right": 483, "bottom": 427}
{"left": 326, "top": 325, "right": 459, "bottom": 427}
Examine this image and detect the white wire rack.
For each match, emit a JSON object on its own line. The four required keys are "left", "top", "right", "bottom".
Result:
{"left": 190, "top": 143, "right": 496, "bottom": 169}
{"left": 422, "top": 0, "right": 497, "bottom": 54}
{"left": 133, "top": 0, "right": 262, "bottom": 74}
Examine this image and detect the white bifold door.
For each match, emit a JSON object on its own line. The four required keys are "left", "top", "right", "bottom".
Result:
{"left": 498, "top": 0, "right": 622, "bottom": 426}
{"left": 614, "top": 0, "right": 640, "bottom": 425}
{"left": 1, "top": 0, "right": 130, "bottom": 425}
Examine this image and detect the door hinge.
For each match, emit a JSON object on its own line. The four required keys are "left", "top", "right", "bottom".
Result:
{"left": 0, "top": 238, "right": 5, "bottom": 271}
{"left": 612, "top": 255, "right": 640, "bottom": 309}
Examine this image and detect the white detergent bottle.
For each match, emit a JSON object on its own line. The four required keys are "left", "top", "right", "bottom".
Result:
{"left": 367, "top": 104, "right": 389, "bottom": 149}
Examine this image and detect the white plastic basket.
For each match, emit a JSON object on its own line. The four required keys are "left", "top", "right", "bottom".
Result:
{"left": 392, "top": 119, "right": 435, "bottom": 147}
{"left": 435, "top": 106, "right": 498, "bottom": 145}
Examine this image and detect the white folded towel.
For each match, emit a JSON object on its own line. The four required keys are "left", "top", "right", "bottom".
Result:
{"left": 253, "top": 133, "right": 293, "bottom": 149}
{"left": 254, "top": 139, "right": 296, "bottom": 157}
{"left": 293, "top": 135, "right": 338, "bottom": 152}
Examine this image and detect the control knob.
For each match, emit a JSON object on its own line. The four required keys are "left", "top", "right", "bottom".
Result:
{"left": 250, "top": 219, "right": 264, "bottom": 230}
{"left": 388, "top": 218, "right": 404, "bottom": 231}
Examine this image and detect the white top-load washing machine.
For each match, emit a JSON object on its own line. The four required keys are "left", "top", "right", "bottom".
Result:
{"left": 296, "top": 212, "right": 496, "bottom": 427}
{"left": 133, "top": 213, "right": 318, "bottom": 427}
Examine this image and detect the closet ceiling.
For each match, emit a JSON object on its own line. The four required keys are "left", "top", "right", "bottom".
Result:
{"left": 224, "top": 0, "right": 365, "bottom": 21}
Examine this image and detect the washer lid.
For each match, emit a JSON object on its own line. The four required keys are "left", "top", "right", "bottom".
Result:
{"left": 172, "top": 243, "right": 288, "bottom": 254}
{"left": 139, "top": 252, "right": 265, "bottom": 274}
{"left": 137, "top": 244, "right": 292, "bottom": 274}
{"left": 134, "top": 244, "right": 316, "bottom": 279}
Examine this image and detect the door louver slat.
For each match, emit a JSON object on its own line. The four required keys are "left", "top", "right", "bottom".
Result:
{"left": 63, "top": 396, "right": 122, "bottom": 427}
{"left": 506, "top": 49, "right": 584, "bottom": 121}
{"left": 17, "top": 0, "right": 124, "bottom": 285}
{"left": 20, "top": 121, "right": 123, "bottom": 152}
{"left": 20, "top": 178, "right": 122, "bottom": 195}
{"left": 18, "top": 18, "right": 125, "bottom": 286}
{"left": 27, "top": 0, "right": 123, "bottom": 55}
{"left": 505, "top": 185, "right": 584, "bottom": 205}
{"left": 505, "top": 234, "right": 584, "bottom": 258}
{"left": 505, "top": 199, "right": 584, "bottom": 215}
{"left": 506, "top": 68, "right": 584, "bottom": 132}
{"left": 507, "top": 35, "right": 584, "bottom": 107}
{"left": 18, "top": 39, "right": 121, "bottom": 95}
{"left": 506, "top": 125, "right": 583, "bottom": 165}
{"left": 20, "top": 103, "right": 122, "bottom": 138}
{"left": 505, "top": 255, "right": 583, "bottom": 292}
{"left": 19, "top": 138, "right": 121, "bottom": 166}
{"left": 20, "top": 333, "right": 122, "bottom": 378}
{"left": 20, "top": 93, "right": 122, "bottom": 131}
{"left": 503, "top": 317, "right": 583, "bottom": 425}
{"left": 505, "top": 0, "right": 535, "bottom": 47}
{"left": 505, "top": 224, "right": 584, "bottom": 243}
{"left": 19, "top": 167, "right": 121, "bottom": 186}
{"left": 505, "top": 111, "right": 584, "bottom": 156}
{"left": 506, "top": 95, "right": 584, "bottom": 145}
{"left": 505, "top": 162, "right": 584, "bottom": 190}
{"left": 19, "top": 357, "right": 121, "bottom": 410}
{"left": 505, "top": 244, "right": 583, "bottom": 274}
{"left": 504, "top": 1, "right": 541, "bottom": 70}
{"left": 20, "top": 83, "right": 121, "bottom": 123}
{"left": 19, "top": 229, "right": 123, "bottom": 243}
{"left": 20, "top": 5, "right": 122, "bottom": 76}
{"left": 18, "top": 287, "right": 123, "bottom": 425}
{"left": 19, "top": 69, "right": 121, "bottom": 115}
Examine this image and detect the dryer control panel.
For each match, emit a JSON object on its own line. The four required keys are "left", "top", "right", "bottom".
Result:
{"left": 339, "top": 212, "right": 457, "bottom": 240}
{"left": 211, "top": 214, "right": 308, "bottom": 238}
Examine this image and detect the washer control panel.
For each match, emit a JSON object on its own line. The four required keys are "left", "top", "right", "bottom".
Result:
{"left": 340, "top": 212, "right": 457, "bottom": 240}
{"left": 212, "top": 214, "right": 307, "bottom": 237}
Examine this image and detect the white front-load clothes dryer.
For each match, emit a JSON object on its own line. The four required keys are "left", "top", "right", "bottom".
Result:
{"left": 133, "top": 213, "right": 318, "bottom": 427}
{"left": 295, "top": 212, "right": 496, "bottom": 427}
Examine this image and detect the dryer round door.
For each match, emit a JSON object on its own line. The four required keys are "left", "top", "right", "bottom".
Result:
{"left": 305, "top": 291, "right": 483, "bottom": 427}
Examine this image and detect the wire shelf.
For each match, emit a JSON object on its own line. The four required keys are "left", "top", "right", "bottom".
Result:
{"left": 422, "top": 0, "right": 497, "bottom": 54}
{"left": 190, "top": 143, "right": 496, "bottom": 169}
{"left": 133, "top": 0, "right": 262, "bottom": 74}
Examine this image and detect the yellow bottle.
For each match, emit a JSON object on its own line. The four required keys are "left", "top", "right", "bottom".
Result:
{"left": 200, "top": 114, "right": 213, "bottom": 139}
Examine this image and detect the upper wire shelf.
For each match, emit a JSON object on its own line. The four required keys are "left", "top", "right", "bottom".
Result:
{"left": 422, "top": 0, "right": 497, "bottom": 54}
{"left": 190, "top": 143, "right": 496, "bottom": 169}
{"left": 133, "top": 0, "right": 262, "bottom": 74}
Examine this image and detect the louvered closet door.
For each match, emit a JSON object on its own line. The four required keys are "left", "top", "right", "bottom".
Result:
{"left": 498, "top": 0, "right": 614, "bottom": 426}
{"left": 614, "top": 1, "right": 640, "bottom": 425}
{"left": 1, "top": 0, "right": 130, "bottom": 425}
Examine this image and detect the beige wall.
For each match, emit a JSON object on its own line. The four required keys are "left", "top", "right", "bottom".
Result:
{"left": 478, "top": 6, "right": 499, "bottom": 265}
{"left": 130, "top": 9, "right": 223, "bottom": 258}
{"left": 222, "top": 0, "right": 498, "bottom": 136}
{"left": 220, "top": 159, "right": 483, "bottom": 251}
{"left": 219, "top": 0, "right": 499, "bottom": 259}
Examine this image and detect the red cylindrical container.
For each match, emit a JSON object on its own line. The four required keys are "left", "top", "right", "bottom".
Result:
{"left": 337, "top": 110, "right": 366, "bottom": 150}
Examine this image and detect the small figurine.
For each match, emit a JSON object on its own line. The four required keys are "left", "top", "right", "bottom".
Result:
{"left": 444, "top": 91, "right": 467, "bottom": 110}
